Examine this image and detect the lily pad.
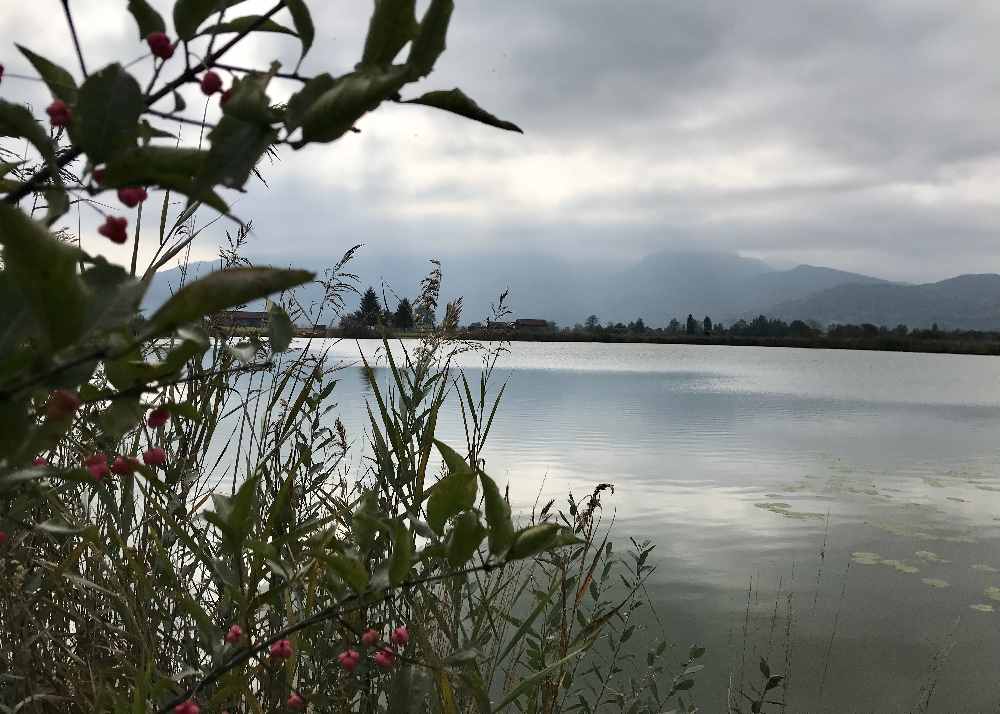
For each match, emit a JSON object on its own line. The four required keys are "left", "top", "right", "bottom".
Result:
{"left": 921, "top": 578, "right": 950, "bottom": 588}
{"left": 970, "top": 603, "right": 995, "bottom": 613}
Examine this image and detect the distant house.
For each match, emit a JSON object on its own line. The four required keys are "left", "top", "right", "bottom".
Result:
{"left": 487, "top": 321, "right": 514, "bottom": 330}
{"left": 467, "top": 322, "right": 483, "bottom": 330}
{"left": 215, "top": 310, "right": 269, "bottom": 329}
{"left": 514, "top": 319, "right": 549, "bottom": 330}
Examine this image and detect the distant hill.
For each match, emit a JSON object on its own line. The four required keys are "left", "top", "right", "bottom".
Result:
{"left": 771, "top": 274, "right": 1000, "bottom": 330}
{"left": 141, "top": 254, "right": 1000, "bottom": 331}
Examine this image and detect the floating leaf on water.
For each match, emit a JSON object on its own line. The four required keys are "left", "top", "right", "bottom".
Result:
{"left": 969, "top": 603, "right": 995, "bottom": 613}
{"left": 984, "top": 586, "right": 1000, "bottom": 602}
{"left": 921, "top": 578, "right": 950, "bottom": 589}
{"left": 976, "top": 485, "right": 1000, "bottom": 493}
{"left": 851, "top": 552, "right": 882, "bottom": 566}
{"left": 881, "top": 559, "right": 920, "bottom": 574}
{"left": 972, "top": 564, "right": 999, "bottom": 573}
{"left": 755, "top": 502, "right": 825, "bottom": 520}
{"left": 915, "top": 551, "right": 950, "bottom": 564}
{"left": 945, "top": 496, "right": 967, "bottom": 503}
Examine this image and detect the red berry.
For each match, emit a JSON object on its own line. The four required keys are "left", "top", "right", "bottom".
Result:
{"left": 98, "top": 216, "right": 129, "bottom": 244}
{"left": 117, "top": 187, "right": 148, "bottom": 208}
{"left": 0, "top": 531, "right": 8, "bottom": 546}
{"left": 46, "top": 389, "right": 81, "bottom": 419}
{"left": 146, "top": 32, "right": 175, "bottom": 60}
{"left": 287, "top": 693, "right": 305, "bottom": 710}
{"left": 87, "top": 461, "right": 110, "bottom": 481}
{"left": 224, "top": 624, "right": 243, "bottom": 644}
{"left": 361, "top": 628, "right": 379, "bottom": 647}
{"left": 269, "top": 639, "right": 293, "bottom": 659}
{"left": 220, "top": 88, "right": 233, "bottom": 106}
{"left": 33, "top": 457, "right": 48, "bottom": 467}
{"left": 173, "top": 701, "right": 199, "bottom": 714}
{"left": 92, "top": 167, "right": 106, "bottom": 185}
{"left": 200, "top": 71, "right": 223, "bottom": 96}
{"left": 389, "top": 626, "right": 409, "bottom": 647}
{"left": 338, "top": 649, "right": 361, "bottom": 672}
{"left": 110, "top": 456, "right": 135, "bottom": 475}
{"left": 143, "top": 447, "right": 166, "bottom": 467}
{"left": 373, "top": 648, "right": 395, "bottom": 670}
{"left": 147, "top": 406, "right": 171, "bottom": 428}
{"left": 46, "top": 99, "right": 71, "bottom": 127}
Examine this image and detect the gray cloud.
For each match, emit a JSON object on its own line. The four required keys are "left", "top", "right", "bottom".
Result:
{"left": 2, "top": 1, "right": 999, "bottom": 283}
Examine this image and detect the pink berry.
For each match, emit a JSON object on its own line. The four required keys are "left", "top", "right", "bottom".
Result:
{"left": 46, "top": 99, "right": 71, "bottom": 127}
{"left": 84, "top": 453, "right": 109, "bottom": 479}
{"left": 373, "top": 648, "right": 395, "bottom": 670}
{"left": 92, "top": 167, "right": 106, "bottom": 184}
{"left": 146, "top": 32, "right": 175, "bottom": 60}
{"left": 361, "top": 628, "right": 379, "bottom": 647}
{"left": 173, "top": 701, "right": 199, "bottom": 714}
{"left": 117, "top": 187, "right": 148, "bottom": 208}
{"left": 98, "top": 216, "right": 129, "bottom": 244}
{"left": 142, "top": 447, "right": 166, "bottom": 466}
{"left": 46, "top": 389, "right": 81, "bottom": 419}
{"left": 338, "top": 649, "right": 360, "bottom": 672}
{"left": 147, "top": 406, "right": 171, "bottom": 428}
{"left": 220, "top": 88, "right": 233, "bottom": 106}
{"left": 287, "top": 693, "right": 305, "bottom": 710}
{"left": 33, "top": 457, "right": 48, "bottom": 467}
{"left": 269, "top": 639, "right": 293, "bottom": 659}
{"left": 110, "top": 456, "right": 135, "bottom": 476}
{"left": 224, "top": 624, "right": 243, "bottom": 644}
{"left": 200, "top": 71, "right": 222, "bottom": 96}
{"left": 389, "top": 626, "right": 409, "bottom": 647}
{"left": 0, "top": 531, "right": 7, "bottom": 546}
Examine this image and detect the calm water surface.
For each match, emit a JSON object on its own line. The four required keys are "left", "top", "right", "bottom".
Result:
{"left": 306, "top": 340, "right": 1000, "bottom": 712}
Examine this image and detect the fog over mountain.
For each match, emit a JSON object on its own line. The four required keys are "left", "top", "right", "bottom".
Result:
{"left": 145, "top": 251, "right": 1000, "bottom": 331}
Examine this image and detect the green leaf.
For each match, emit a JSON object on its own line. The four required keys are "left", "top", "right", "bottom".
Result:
{"left": 128, "top": 0, "right": 166, "bottom": 38}
{"left": 267, "top": 303, "right": 294, "bottom": 352}
{"left": 43, "top": 187, "right": 69, "bottom": 227}
{"left": 0, "top": 100, "right": 54, "bottom": 163}
{"left": 17, "top": 46, "right": 78, "bottom": 104}
{"left": 199, "top": 15, "right": 296, "bottom": 36}
{"left": 102, "top": 146, "right": 227, "bottom": 213}
{"left": 480, "top": 470, "right": 513, "bottom": 557}
{"left": 760, "top": 658, "right": 770, "bottom": 679}
{"left": 388, "top": 519, "right": 413, "bottom": 586}
{"left": 71, "top": 63, "right": 143, "bottom": 164}
{"left": 688, "top": 645, "right": 706, "bottom": 660}
{"left": 446, "top": 510, "right": 485, "bottom": 566}
{"left": 491, "top": 646, "right": 588, "bottom": 712}
{"left": 99, "top": 395, "right": 144, "bottom": 440}
{"left": 298, "top": 67, "right": 409, "bottom": 146}
{"left": 404, "top": 88, "right": 522, "bottom": 133}
{"left": 201, "top": 114, "right": 277, "bottom": 189}
{"left": 173, "top": 0, "right": 247, "bottom": 41}
{"left": 362, "top": 0, "right": 418, "bottom": 68}
{"left": 285, "top": 73, "right": 337, "bottom": 133}
{"left": 137, "top": 119, "right": 178, "bottom": 145}
{"left": 426, "top": 442, "right": 477, "bottom": 535}
{"left": 147, "top": 267, "right": 313, "bottom": 334}
{"left": 325, "top": 551, "right": 370, "bottom": 592}
{"left": 506, "top": 523, "right": 582, "bottom": 561}
{"left": 406, "top": 0, "right": 453, "bottom": 80}
{"left": 285, "top": 0, "right": 315, "bottom": 69}
{"left": 0, "top": 204, "right": 87, "bottom": 350}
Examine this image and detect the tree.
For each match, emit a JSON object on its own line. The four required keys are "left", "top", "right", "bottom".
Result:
{"left": 703, "top": 316, "right": 713, "bottom": 335}
{"left": 667, "top": 318, "right": 681, "bottom": 334}
{"left": 414, "top": 303, "right": 436, "bottom": 329}
{"left": 686, "top": 314, "right": 698, "bottom": 335}
{"left": 585, "top": 315, "right": 601, "bottom": 331}
{"left": 358, "top": 286, "right": 382, "bottom": 326}
{"left": 393, "top": 298, "right": 415, "bottom": 329}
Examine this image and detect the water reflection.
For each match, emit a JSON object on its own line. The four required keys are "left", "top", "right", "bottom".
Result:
{"left": 309, "top": 340, "right": 1000, "bottom": 711}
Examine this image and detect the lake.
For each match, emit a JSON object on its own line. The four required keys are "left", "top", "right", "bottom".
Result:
{"left": 307, "top": 339, "right": 1000, "bottom": 712}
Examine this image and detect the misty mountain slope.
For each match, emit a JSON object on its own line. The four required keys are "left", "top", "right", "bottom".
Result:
{"left": 735, "top": 265, "right": 889, "bottom": 319}
{"left": 770, "top": 274, "right": 1000, "bottom": 329}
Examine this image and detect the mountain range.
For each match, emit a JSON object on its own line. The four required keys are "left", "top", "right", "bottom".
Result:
{"left": 142, "top": 251, "right": 1000, "bottom": 331}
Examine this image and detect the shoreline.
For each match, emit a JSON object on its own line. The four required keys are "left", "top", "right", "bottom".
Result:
{"left": 313, "top": 330, "right": 1000, "bottom": 356}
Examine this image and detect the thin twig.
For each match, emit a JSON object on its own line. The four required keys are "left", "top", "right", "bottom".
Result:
{"left": 60, "top": 0, "right": 88, "bottom": 78}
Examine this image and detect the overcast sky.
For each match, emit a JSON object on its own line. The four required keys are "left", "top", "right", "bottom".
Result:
{"left": 3, "top": 0, "right": 1000, "bottom": 281}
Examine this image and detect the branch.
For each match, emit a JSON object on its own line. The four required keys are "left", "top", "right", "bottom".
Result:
{"left": 60, "top": 0, "right": 88, "bottom": 78}
{"left": 4, "top": 2, "right": 287, "bottom": 205}
{"left": 156, "top": 559, "right": 502, "bottom": 712}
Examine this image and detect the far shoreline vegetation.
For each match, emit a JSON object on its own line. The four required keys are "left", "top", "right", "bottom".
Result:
{"left": 215, "top": 287, "right": 1000, "bottom": 356}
